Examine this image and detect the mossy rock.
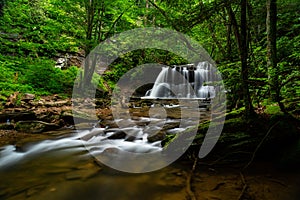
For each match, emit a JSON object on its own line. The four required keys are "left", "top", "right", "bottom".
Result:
{"left": 148, "top": 130, "right": 166, "bottom": 143}
{"left": 15, "top": 121, "right": 60, "bottom": 133}
{"left": 0, "top": 123, "right": 14, "bottom": 130}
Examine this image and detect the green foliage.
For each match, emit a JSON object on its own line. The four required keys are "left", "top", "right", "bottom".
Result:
{"left": 22, "top": 61, "right": 78, "bottom": 94}
{"left": 265, "top": 105, "right": 283, "bottom": 115}
{"left": 0, "top": 0, "right": 298, "bottom": 118}
{"left": 0, "top": 0, "right": 83, "bottom": 57}
{"left": 0, "top": 55, "right": 78, "bottom": 96}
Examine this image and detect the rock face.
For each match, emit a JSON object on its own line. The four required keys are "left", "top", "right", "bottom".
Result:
{"left": 0, "top": 94, "right": 114, "bottom": 132}
{"left": 15, "top": 121, "right": 60, "bottom": 133}
{"left": 0, "top": 111, "right": 36, "bottom": 123}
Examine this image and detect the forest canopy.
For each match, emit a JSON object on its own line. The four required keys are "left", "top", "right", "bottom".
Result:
{"left": 0, "top": 0, "right": 299, "bottom": 118}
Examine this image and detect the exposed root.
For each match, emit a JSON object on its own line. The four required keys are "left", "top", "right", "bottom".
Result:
{"left": 238, "top": 172, "right": 248, "bottom": 200}
{"left": 186, "top": 156, "right": 198, "bottom": 200}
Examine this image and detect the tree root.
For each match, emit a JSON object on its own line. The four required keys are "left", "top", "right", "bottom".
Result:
{"left": 186, "top": 156, "right": 198, "bottom": 200}
{"left": 238, "top": 172, "right": 248, "bottom": 200}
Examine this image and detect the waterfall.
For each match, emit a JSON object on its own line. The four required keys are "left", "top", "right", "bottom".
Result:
{"left": 144, "top": 61, "right": 215, "bottom": 99}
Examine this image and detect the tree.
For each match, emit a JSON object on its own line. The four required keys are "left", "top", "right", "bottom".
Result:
{"left": 266, "top": 0, "right": 282, "bottom": 110}
{"left": 240, "top": 0, "right": 254, "bottom": 117}
{"left": 225, "top": 0, "right": 254, "bottom": 116}
{"left": 80, "top": 0, "right": 136, "bottom": 89}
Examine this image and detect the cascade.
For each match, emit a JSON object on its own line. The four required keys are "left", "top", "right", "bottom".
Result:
{"left": 143, "top": 61, "right": 216, "bottom": 99}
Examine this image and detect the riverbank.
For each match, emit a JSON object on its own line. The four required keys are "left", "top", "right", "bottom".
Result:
{"left": 0, "top": 95, "right": 300, "bottom": 200}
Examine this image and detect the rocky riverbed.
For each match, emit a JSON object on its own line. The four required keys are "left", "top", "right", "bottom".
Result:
{"left": 0, "top": 93, "right": 108, "bottom": 147}
{"left": 1, "top": 93, "right": 300, "bottom": 199}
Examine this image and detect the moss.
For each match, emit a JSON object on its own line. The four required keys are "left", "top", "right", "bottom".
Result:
{"left": 0, "top": 123, "right": 14, "bottom": 130}
{"left": 265, "top": 105, "right": 283, "bottom": 115}
{"left": 225, "top": 107, "right": 245, "bottom": 119}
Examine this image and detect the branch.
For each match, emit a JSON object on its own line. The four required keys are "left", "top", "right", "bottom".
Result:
{"left": 104, "top": 11, "right": 125, "bottom": 39}
{"left": 148, "top": 0, "right": 179, "bottom": 31}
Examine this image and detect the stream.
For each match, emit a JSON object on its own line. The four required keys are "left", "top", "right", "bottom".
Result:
{"left": 0, "top": 105, "right": 206, "bottom": 200}
{"left": 0, "top": 107, "right": 299, "bottom": 200}
{"left": 0, "top": 128, "right": 187, "bottom": 200}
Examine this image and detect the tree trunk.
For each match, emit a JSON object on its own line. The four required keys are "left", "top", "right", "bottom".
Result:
{"left": 84, "top": 0, "right": 97, "bottom": 55}
{"left": 226, "top": 22, "right": 232, "bottom": 61}
{"left": 226, "top": 5, "right": 241, "bottom": 51}
{"left": 240, "top": 0, "right": 254, "bottom": 117}
{"left": 82, "top": 0, "right": 100, "bottom": 90}
{"left": 266, "top": 0, "right": 284, "bottom": 112}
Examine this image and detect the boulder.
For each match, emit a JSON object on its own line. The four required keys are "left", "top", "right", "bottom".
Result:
{"left": 162, "top": 121, "right": 180, "bottom": 130}
{"left": 22, "top": 93, "right": 35, "bottom": 102}
{"left": 107, "top": 130, "right": 126, "bottom": 139}
{"left": 15, "top": 121, "right": 60, "bottom": 133}
{"left": 147, "top": 130, "right": 166, "bottom": 143}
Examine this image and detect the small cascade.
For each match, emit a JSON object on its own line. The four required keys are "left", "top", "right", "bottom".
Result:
{"left": 143, "top": 61, "right": 216, "bottom": 99}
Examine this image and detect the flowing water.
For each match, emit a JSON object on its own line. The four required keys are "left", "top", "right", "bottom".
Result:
{"left": 143, "top": 62, "right": 217, "bottom": 99}
{"left": 0, "top": 109, "right": 299, "bottom": 200}
{"left": 0, "top": 61, "right": 218, "bottom": 199}
{"left": 0, "top": 106, "right": 212, "bottom": 200}
{"left": 1, "top": 61, "right": 298, "bottom": 199}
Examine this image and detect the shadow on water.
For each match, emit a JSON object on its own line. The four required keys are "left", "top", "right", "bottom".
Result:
{"left": 0, "top": 133, "right": 189, "bottom": 200}
{"left": 0, "top": 106, "right": 299, "bottom": 199}
{"left": 1, "top": 127, "right": 300, "bottom": 200}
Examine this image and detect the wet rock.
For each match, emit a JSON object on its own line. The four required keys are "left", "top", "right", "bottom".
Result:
{"left": 81, "top": 129, "right": 104, "bottom": 141}
{"left": 135, "top": 118, "right": 151, "bottom": 126}
{"left": 15, "top": 121, "right": 60, "bottom": 133}
{"left": 147, "top": 130, "right": 166, "bottom": 143}
{"left": 107, "top": 130, "right": 126, "bottom": 139}
{"left": 165, "top": 107, "right": 182, "bottom": 119}
{"left": 99, "top": 120, "right": 117, "bottom": 128}
{"left": 162, "top": 121, "right": 180, "bottom": 130}
{"left": 74, "top": 123, "right": 95, "bottom": 130}
{"left": 125, "top": 135, "right": 137, "bottom": 142}
{"left": 122, "top": 127, "right": 142, "bottom": 137}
